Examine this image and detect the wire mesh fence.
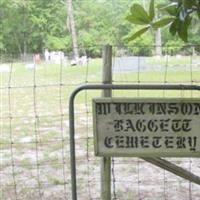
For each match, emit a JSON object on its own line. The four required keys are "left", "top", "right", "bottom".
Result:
{"left": 1, "top": 45, "right": 200, "bottom": 200}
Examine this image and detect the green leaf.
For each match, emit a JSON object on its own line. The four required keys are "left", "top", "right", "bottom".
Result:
{"left": 196, "top": 1, "right": 200, "bottom": 18}
{"left": 152, "top": 17, "right": 175, "bottom": 29}
{"left": 185, "top": 15, "right": 192, "bottom": 27}
{"left": 127, "top": 26, "right": 150, "bottom": 42}
{"left": 149, "top": 0, "right": 155, "bottom": 21}
{"left": 130, "top": 4, "right": 151, "bottom": 24}
{"left": 177, "top": 22, "right": 188, "bottom": 42}
{"left": 159, "top": 3, "right": 178, "bottom": 16}
{"left": 169, "top": 19, "right": 178, "bottom": 36}
{"left": 197, "top": 9, "right": 200, "bottom": 19}
{"left": 183, "top": 0, "right": 197, "bottom": 9}
{"left": 126, "top": 15, "right": 150, "bottom": 25}
{"left": 177, "top": 16, "right": 192, "bottom": 42}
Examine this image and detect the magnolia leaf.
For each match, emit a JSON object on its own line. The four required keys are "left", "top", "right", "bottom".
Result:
{"left": 197, "top": 9, "right": 200, "bottom": 19}
{"left": 159, "top": 2, "right": 178, "bottom": 16}
{"left": 185, "top": 15, "right": 192, "bottom": 27}
{"left": 149, "top": 0, "right": 155, "bottom": 21}
{"left": 178, "top": 15, "right": 192, "bottom": 42}
{"left": 152, "top": 17, "right": 174, "bottom": 29}
{"left": 130, "top": 4, "right": 151, "bottom": 24}
{"left": 183, "top": 0, "right": 197, "bottom": 9}
{"left": 127, "top": 26, "right": 150, "bottom": 42}
{"left": 177, "top": 21, "right": 188, "bottom": 42}
{"left": 126, "top": 15, "right": 150, "bottom": 25}
{"left": 169, "top": 19, "right": 178, "bottom": 36}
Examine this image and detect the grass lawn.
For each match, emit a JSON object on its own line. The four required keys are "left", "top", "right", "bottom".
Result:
{"left": 1, "top": 57, "right": 200, "bottom": 199}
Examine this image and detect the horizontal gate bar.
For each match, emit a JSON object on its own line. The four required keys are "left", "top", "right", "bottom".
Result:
{"left": 69, "top": 84, "right": 200, "bottom": 200}
{"left": 70, "top": 84, "right": 200, "bottom": 94}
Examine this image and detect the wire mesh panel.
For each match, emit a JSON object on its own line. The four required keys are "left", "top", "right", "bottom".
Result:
{"left": 1, "top": 45, "right": 200, "bottom": 200}
{"left": 110, "top": 45, "right": 200, "bottom": 200}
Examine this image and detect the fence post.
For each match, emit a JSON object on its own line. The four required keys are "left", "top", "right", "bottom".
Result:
{"left": 101, "top": 44, "right": 112, "bottom": 200}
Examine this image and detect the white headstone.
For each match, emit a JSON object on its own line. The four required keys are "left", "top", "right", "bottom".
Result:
{"left": 0, "top": 64, "right": 10, "bottom": 72}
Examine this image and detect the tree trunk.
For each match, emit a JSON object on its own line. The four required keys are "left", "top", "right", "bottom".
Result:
{"left": 155, "top": 11, "right": 162, "bottom": 56}
{"left": 66, "top": 0, "right": 79, "bottom": 61}
{"left": 14, "top": 33, "right": 22, "bottom": 56}
{"left": 22, "top": 5, "right": 27, "bottom": 61}
{"left": 23, "top": 33, "right": 27, "bottom": 61}
{"left": 155, "top": 28, "right": 162, "bottom": 56}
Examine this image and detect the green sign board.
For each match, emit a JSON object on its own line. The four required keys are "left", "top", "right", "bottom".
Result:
{"left": 93, "top": 98, "right": 200, "bottom": 157}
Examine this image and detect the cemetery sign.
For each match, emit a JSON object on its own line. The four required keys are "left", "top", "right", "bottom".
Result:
{"left": 93, "top": 98, "right": 200, "bottom": 157}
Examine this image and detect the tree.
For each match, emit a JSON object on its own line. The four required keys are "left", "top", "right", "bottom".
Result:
{"left": 1, "top": 0, "right": 68, "bottom": 54}
{"left": 0, "top": 0, "right": 32, "bottom": 55}
{"left": 1, "top": 0, "right": 133, "bottom": 56}
{"left": 4, "top": 0, "right": 199, "bottom": 57}
{"left": 126, "top": 0, "right": 200, "bottom": 42}
{"left": 73, "top": 0, "right": 131, "bottom": 57}
{"left": 66, "top": 0, "right": 79, "bottom": 60}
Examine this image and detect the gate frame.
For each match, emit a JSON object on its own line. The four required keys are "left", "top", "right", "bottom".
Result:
{"left": 69, "top": 83, "right": 200, "bottom": 200}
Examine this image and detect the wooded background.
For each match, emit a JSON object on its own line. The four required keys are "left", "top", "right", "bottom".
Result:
{"left": 1, "top": 0, "right": 200, "bottom": 58}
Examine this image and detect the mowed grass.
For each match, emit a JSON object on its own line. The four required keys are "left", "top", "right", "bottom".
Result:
{"left": 1, "top": 56, "right": 200, "bottom": 113}
{"left": 1, "top": 56, "right": 200, "bottom": 199}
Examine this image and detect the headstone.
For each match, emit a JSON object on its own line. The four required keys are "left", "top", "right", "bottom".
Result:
{"left": 44, "top": 49, "right": 50, "bottom": 62}
{"left": 0, "top": 64, "right": 10, "bottom": 72}
{"left": 26, "top": 63, "right": 36, "bottom": 70}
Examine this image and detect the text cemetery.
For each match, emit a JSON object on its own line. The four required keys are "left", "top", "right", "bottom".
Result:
{"left": 93, "top": 99, "right": 200, "bottom": 157}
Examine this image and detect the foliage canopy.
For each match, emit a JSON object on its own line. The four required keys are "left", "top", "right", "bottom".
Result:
{"left": 1, "top": 0, "right": 200, "bottom": 57}
{"left": 126, "top": 0, "right": 200, "bottom": 42}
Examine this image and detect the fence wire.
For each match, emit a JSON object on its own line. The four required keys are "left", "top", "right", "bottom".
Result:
{"left": 1, "top": 45, "right": 200, "bottom": 200}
